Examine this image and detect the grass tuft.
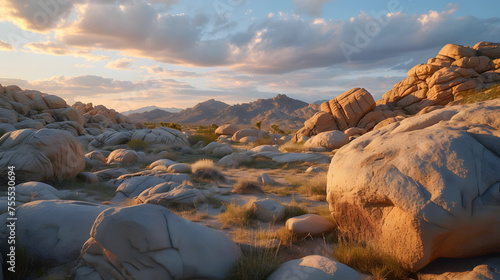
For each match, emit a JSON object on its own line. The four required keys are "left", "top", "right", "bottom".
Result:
{"left": 191, "top": 159, "right": 227, "bottom": 183}
{"left": 225, "top": 245, "right": 282, "bottom": 280}
{"left": 126, "top": 139, "right": 149, "bottom": 151}
{"left": 219, "top": 201, "right": 256, "bottom": 228}
{"left": 286, "top": 172, "right": 327, "bottom": 200}
{"left": 334, "top": 241, "right": 409, "bottom": 280}
{"left": 283, "top": 200, "right": 309, "bottom": 220}
{"left": 232, "top": 180, "right": 265, "bottom": 194}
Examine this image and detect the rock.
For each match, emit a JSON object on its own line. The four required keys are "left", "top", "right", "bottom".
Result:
{"left": 293, "top": 111, "right": 338, "bottom": 141}
{"left": 0, "top": 107, "right": 18, "bottom": 124}
{"left": 166, "top": 163, "right": 192, "bottom": 173}
{"left": 321, "top": 88, "right": 376, "bottom": 131}
{"left": 215, "top": 124, "right": 239, "bottom": 136}
{"left": 218, "top": 135, "right": 232, "bottom": 144}
{"left": 304, "top": 130, "right": 349, "bottom": 150}
{"left": 257, "top": 152, "right": 330, "bottom": 164}
{"left": 213, "top": 145, "right": 234, "bottom": 157}
{"left": 474, "top": 41, "right": 500, "bottom": 60}
{"left": 13, "top": 119, "right": 44, "bottom": 130}
{"left": 45, "top": 121, "right": 86, "bottom": 136}
{"left": 89, "top": 131, "right": 132, "bottom": 149}
{"left": 286, "top": 214, "right": 336, "bottom": 236}
{"left": 42, "top": 94, "right": 67, "bottom": 109}
{"left": 106, "top": 149, "right": 138, "bottom": 165}
{"left": 112, "top": 176, "right": 167, "bottom": 201}
{"left": 15, "top": 181, "right": 60, "bottom": 203}
{"left": 94, "top": 168, "right": 129, "bottom": 181}
{"left": 53, "top": 107, "right": 85, "bottom": 126}
{"left": 327, "top": 99, "right": 500, "bottom": 271}
{"left": 257, "top": 173, "right": 275, "bottom": 185}
{"left": 0, "top": 123, "right": 15, "bottom": 134}
{"left": 139, "top": 183, "right": 207, "bottom": 206}
{"left": 73, "top": 204, "right": 241, "bottom": 280}
{"left": 199, "top": 141, "right": 227, "bottom": 153}
{"left": 218, "top": 152, "right": 252, "bottom": 167}
{"left": 76, "top": 172, "right": 100, "bottom": 184}
{"left": 131, "top": 127, "right": 190, "bottom": 148}
{"left": 437, "top": 43, "right": 477, "bottom": 61}
{"left": 452, "top": 56, "right": 495, "bottom": 74}
{"left": 418, "top": 256, "right": 500, "bottom": 280}
{"left": 0, "top": 129, "right": 85, "bottom": 183}
{"left": 3, "top": 200, "right": 108, "bottom": 266}
{"left": 251, "top": 198, "right": 285, "bottom": 222}
{"left": 344, "top": 127, "right": 367, "bottom": 137}
{"left": 251, "top": 145, "right": 280, "bottom": 153}
{"left": 149, "top": 158, "right": 178, "bottom": 170}
{"left": 232, "top": 129, "right": 269, "bottom": 142}
{"left": 240, "top": 136, "right": 258, "bottom": 143}
{"left": 305, "top": 166, "right": 326, "bottom": 173}
{"left": 267, "top": 255, "right": 361, "bottom": 280}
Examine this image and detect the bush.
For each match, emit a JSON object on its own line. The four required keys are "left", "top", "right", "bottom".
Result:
{"left": 232, "top": 180, "right": 265, "bottom": 194}
{"left": 126, "top": 139, "right": 148, "bottom": 151}
{"left": 458, "top": 84, "right": 500, "bottom": 104}
{"left": 335, "top": 241, "right": 409, "bottom": 280}
{"left": 191, "top": 159, "right": 227, "bottom": 183}
{"left": 189, "top": 124, "right": 219, "bottom": 145}
{"left": 225, "top": 245, "right": 281, "bottom": 280}
{"left": 219, "top": 201, "right": 256, "bottom": 228}
{"left": 160, "top": 122, "right": 183, "bottom": 131}
{"left": 270, "top": 124, "right": 285, "bottom": 134}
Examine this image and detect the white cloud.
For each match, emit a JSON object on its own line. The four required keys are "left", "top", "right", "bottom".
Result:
{"left": 24, "top": 40, "right": 109, "bottom": 61}
{"left": 293, "top": 0, "right": 333, "bottom": 17}
{"left": 105, "top": 58, "right": 135, "bottom": 70}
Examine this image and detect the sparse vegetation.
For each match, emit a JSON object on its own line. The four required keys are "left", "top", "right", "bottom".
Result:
{"left": 286, "top": 172, "right": 327, "bottom": 200}
{"left": 126, "top": 139, "right": 149, "bottom": 151}
{"left": 283, "top": 200, "right": 309, "bottom": 220}
{"left": 191, "top": 159, "right": 227, "bottom": 183}
{"left": 270, "top": 124, "right": 285, "bottom": 135}
{"left": 252, "top": 136, "right": 273, "bottom": 147}
{"left": 255, "top": 121, "right": 262, "bottom": 130}
{"left": 159, "top": 122, "right": 183, "bottom": 131}
{"left": 225, "top": 244, "right": 282, "bottom": 280}
{"left": 458, "top": 84, "right": 500, "bottom": 104}
{"left": 232, "top": 180, "right": 265, "bottom": 194}
{"left": 189, "top": 124, "right": 219, "bottom": 145}
{"left": 279, "top": 141, "right": 308, "bottom": 153}
{"left": 335, "top": 241, "right": 409, "bottom": 280}
{"left": 206, "top": 194, "right": 224, "bottom": 208}
{"left": 219, "top": 201, "right": 256, "bottom": 228}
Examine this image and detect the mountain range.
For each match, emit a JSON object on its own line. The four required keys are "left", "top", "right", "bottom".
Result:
{"left": 121, "top": 105, "right": 182, "bottom": 115}
{"left": 127, "top": 94, "right": 320, "bottom": 129}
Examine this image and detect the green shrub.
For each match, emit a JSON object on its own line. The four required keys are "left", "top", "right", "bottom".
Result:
{"left": 458, "top": 84, "right": 500, "bottom": 104}
{"left": 160, "top": 122, "right": 183, "bottom": 131}
{"left": 126, "top": 139, "right": 148, "bottom": 151}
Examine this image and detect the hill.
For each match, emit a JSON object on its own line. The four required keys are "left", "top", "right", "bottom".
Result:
{"left": 127, "top": 94, "right": 317, "bottom": 129}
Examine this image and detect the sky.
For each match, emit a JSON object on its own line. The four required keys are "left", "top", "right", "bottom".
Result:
{"left": 0, "top": 0, "right": 499, "bottom": 113}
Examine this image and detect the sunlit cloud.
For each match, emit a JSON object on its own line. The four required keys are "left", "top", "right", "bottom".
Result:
{"left": 105, "top": 57, "right": 135, "bottom": 70}
{"left": 0, "top": 40, "right": 14, "bottom": 51}
{"left": 24, "top": 40, "right": 109, "bottom": 61}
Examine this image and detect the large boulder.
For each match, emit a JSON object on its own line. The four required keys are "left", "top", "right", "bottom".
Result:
{"left": 304, "top": 130, "right": 349, "bottom": 150}
{"left": 0, "top": 200, "right": 108, "bottom": 266}
{"left": 320, "top": 88, "right": 376, "bottom": 131}
{"left": 327, "top": 100, "right": 500, "bottom": 271}
{"left": 73, "top": 204, "right": 242, "bottom": 280}
{"left": 106, "top": 149, "right": 138, "bottom": 165}
{"left": 267, "top": 255, "right": 360, "bottom": 280}
{"left": 474, "top": 41, "right": 500, "bottom": 60}
{"left": 215, "top": 124, "right": 239, "bottom": 136}
{"left": 131, "top": 127, "right": 190, "bottom": 148}
{"left": 232, "top": 129, "right": 269, "bottom": 142}
{"left": 0, "top": 129, "right": 85, "bottom": 183}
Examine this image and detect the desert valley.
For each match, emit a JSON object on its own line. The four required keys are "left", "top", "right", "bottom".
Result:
{"left": 1, "top": 40, "right": 500, "bottom": 280}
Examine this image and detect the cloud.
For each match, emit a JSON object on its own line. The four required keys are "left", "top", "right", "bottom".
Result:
{"left": 141, "top": 65, "right": 200, "bottom": 78}
{"left": 106, "top": 58, "right": 135, "bottom": 70}
{"left": 24, "top": 40, "right": 109, "bottom": 61}
{"left": 0, "top": 40, "right": 15, "bottom": 51}
{"left": 293, "top": 0, "right": 333, "bottom": 17}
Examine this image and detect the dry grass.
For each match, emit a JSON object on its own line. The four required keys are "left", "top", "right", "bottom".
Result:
{"left": 126, "top": 139, "right": 148, "bottom": 151}
{"left": 286, "top": 172, "right": 327, "bottom": 200}
{"left": 458, "top": 84, "right": 500, "bottom": 104}
{"left": 279, "top": 141, "right": 308, "bottom": 153}
{"left": 335, "top": 241, "right": 409, "bottom": 280}
{"left": 219, "top": 201, "right": 257, "bottom": 228}
{"left": 191, "top": 159, "right": 227, "bottom": 183}
{"left": 283, "top": 200, "right": 309, "bottom": 220}
{"left": 225, "top": 244, "right": 282, "bottom": 280}
{"left": 232, "top": 180, "right": 265, "bottom": 194}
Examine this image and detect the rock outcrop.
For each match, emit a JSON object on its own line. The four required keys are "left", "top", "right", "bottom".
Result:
{"left": 294, "top": 42, "right": 500, "bottom": 141}
{"left": 0, "top": 129, "right": 85, "bottom": 183}
{"left": 327, "top": 99, "right": 500, "bottom": 271}
{"left": 73, "top": 204, "right": 241, "bottom": 280}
